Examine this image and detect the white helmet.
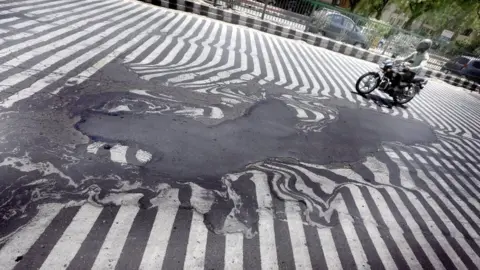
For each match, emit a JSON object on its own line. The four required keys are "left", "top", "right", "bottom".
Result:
{"left": 416, "top": 39, "right": 432, "bottom": 53}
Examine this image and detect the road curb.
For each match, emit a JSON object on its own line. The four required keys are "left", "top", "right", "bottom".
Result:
{"left": 139, "top": 0, "right": 479, "bottom": 92}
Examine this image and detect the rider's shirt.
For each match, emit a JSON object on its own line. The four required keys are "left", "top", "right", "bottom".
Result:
{"left": 397, "top": 51, "right": 430, "bottom": 74}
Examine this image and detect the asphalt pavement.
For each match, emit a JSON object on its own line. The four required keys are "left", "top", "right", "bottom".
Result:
{"left": 0, "top": 0, "right": 480, "bottom": 269}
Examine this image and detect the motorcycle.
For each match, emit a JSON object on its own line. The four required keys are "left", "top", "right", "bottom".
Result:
{"left": 355, "top": 59, "right": 427, "bottom": 105}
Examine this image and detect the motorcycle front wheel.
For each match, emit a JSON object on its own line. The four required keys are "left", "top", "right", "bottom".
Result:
{"left": 356, "top": 72, "right": 380, "bottom": 95}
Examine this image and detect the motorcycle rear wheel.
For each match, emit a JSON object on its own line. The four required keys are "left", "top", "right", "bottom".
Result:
{"left": 394, "top": 89, "right": 416, "bottom": 104}
{"left": 356, "top": 72, "right": 379, "bottom": 95}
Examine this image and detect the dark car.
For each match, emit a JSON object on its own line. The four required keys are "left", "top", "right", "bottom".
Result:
{"left": 441, "top": 56, "right": 480, "bottom": 83}
{"left": 306, "top": 10, "right": 369, "bottom": 49}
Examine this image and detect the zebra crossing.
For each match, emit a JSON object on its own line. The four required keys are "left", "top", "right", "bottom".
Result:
{"left": 0, "top": 0, "right": 479, "bottom": 138}
{"left": 120, "top": 3, "right": 479, "bottom": 139}
{"left": 2, "top": 133, "right": 480, "bottom": 269}
{"left": 1, "top": 0, "right": 480, "bottom": 269}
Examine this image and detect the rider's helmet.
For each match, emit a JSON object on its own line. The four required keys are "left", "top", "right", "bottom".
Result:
{"left": 416, "top": 39, "right": 433, "bottom": 53}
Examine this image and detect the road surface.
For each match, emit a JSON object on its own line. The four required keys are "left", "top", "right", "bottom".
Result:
{"left": 0, "top": 0, "right": 479, "bottom": 269}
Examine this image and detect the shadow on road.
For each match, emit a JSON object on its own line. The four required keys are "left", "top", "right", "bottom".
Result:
{"left": 351, "top": 91, "right": 408, "bottom": 110}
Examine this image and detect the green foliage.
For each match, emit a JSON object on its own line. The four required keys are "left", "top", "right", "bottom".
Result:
{"left": 363, "top": 19, "right": 392, "bottom": 37}
{"left": 392, "top": 0, "right": 479, "bottom": 31}
{"left": 308, "top": 0, "right": 479, "bottom": 56}
{"left": 394, "top": 0, "right": 449, "bottom": 29}
{"left": 421, "top": 0, "right": 480, "bottom": 34}
{"left": 355, "top": 0, "right": 391, "bottom": 19}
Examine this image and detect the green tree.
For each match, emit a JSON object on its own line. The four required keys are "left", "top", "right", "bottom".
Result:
{"left": 356, "top": 0, "right": 392, "bottom": 19}
{"left": 422, "top": 0, "right": 480, "bottom": 35}
{"left": 395, "top": 0, "right": 449, "bottom": 30}
{"left": 455, "top": 0, "right": 480, "bottom": 18}
{"left": 349, "top": 0, "right": 362, "bottom": 11}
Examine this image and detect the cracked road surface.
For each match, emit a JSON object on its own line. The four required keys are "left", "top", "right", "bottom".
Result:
{"left": 0, "top": 0, "right": 480, "bottom": 269}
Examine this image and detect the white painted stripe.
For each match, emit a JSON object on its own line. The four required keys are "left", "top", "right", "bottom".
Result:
{"left": 39, "top": 204, "right": 102, "bottom": 269}
{"left": 11, "top": 20, "right": 37, "bottom": 29}
{"left": 257, "top": 33, "right": 275, "bottom": 83}
{"left": 408, "top": 98, "right": 444, "bottom": 131}
{"left": 0, "top": 0, "right": 48, "bottom": 8}
{"left": 28, "top": 0, "right": 88, "bottom": 15}
{"left": 162, "top": 23, "right": 228, "bottom": 82}
{"left": 6, "top": 0, "right": 118, "bottom": 40}
{"left": 319, "top": 49, "right": 357, "bottom": 102}
{"left": 389, "top": 147, "right": 480, "bottom": 241}
{"left": 174, "top": 26, "right": 238, "bottom": 84}
{"left": 0, "top": 4, "right": 141, "bottom": 90}
{"left": 433, "top": 146, "right": 480, "bottom": 194}
{"left": 91, "top": 205, "right": 139, "bottom": 270}
{"left": 0, "top": 17, "right": 19, "bottom": 24}
{"left": 139, "top": 14, "right": 187, "bottom": 64}
{"left": 248, "top": 29, "right": 261, "bottom": 77}
{"left": 311, "top": 48, "right": 349, "bottom": 97}
{"left": 183, "top": 211, "right": 209, "bottom": 270}
{"left": 363, "top": 156, "right": 390, "bottom": 184}
{"left": 317, "top": 227, "right": 342, "bottom": 270}
{"left": 348, "top": 186, "right": 398, "bottom": 270}
{"left": 146, "top": 18, "right": 212, "bottom": 70}
{"left": 424, "top": 154, "right": 480, "bottom": 215}
{"left": 132, "top": 18, "right": 218, "bottom": 73}
{"left": 139, "top": 190, "right": 180, "bottom": 270}
{"left": 87, "top": 142, "right": 105, "bottom": 154}
{"left": 0, "top": 204, "right": 64, "bottom": 270}
{"left": 444, "top": 141, "right": 475, "bottom": 162}
{"left": 400, "top": 189, "right": 468, "bottom": 269}
{"left": 124, "top": 35, "right": 161, "bottom": 63}
{"left": 37, "top": 0, "right": 110, "bottom": 22}
{"left": 252, "top": 171, "right": 278, "bottom": 270}
{"left": 264, "top": 34, "right": 287, "bottom": 87}
{"left": 0, "top": 2, "right": 131, "bottom": 63}
{"left": 179, "top": 34, "right": 250, "bottom": 87}
{"left": 271, "top": 35, "right": 294, "bottom": 88}
{"left": 110, "top": 145, "right": 128, "bottom": 164}
{"left": 0, "top": 0, "right": 128, "bottom": 55}
{"left": 135, "top": 149, "right": 152, "bottom": 163}
{"left": 405, "top": 188, "right": 480, "bottom": 263}
{"left": 419, "top": 93, "right": 461, "bottom": 134}
{"left": 53, "top": 11, "right": 176, "bottom": 91}
{"left": 295, "top": 43, "right": 326, "bottom": 96}
{"left": 279, "top": 40, "right": 309, "bottom": 92}
{"left": 9, "top": 0, "right": 74, "bottom": 12}
{"left": 154, "top": 18, "right": 203, "bottom": 67}
{"left": 224, "top": 233, "right": 243, "bottom": 270}
{"left": 365, "top": 186, "right": 422, "bottom": 269}
{"left": 336, "top": 195, "right": 371, "bottom": 270}
{"left": 285, "top": 201, "right": 313, "bottom": 269}
{"left": 423, "top": 89, "right": 480, "bottom": 136}
{"left": 1, "top": 7, "right": 163, "bottom": 107}
{"left": 179, "top": 25, "right": 238, "bottom": 84}
{"left": 384, "top": 188, "right": 446, "bottom": 270}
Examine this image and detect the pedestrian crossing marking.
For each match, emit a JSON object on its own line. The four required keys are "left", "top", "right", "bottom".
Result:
{"left": 1, "top": 0, "right": 480, "bottom": 269}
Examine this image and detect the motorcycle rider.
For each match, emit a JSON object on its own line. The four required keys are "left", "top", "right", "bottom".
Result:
{"left": 392, "top": 39, "right": 432, "bottom": 91}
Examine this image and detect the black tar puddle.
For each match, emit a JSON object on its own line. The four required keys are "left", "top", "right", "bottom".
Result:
{"left": 72, "top": 94, "right": 437, "bottom": 235}
{"left": 0, "top": 59, "right": 438, "bottom": 239}
{"left": 76, "top": 97, "right": 437, "bottom": 180}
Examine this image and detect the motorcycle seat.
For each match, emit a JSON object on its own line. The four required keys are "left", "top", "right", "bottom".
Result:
{"left": 412, "top": 77, "right": 427, "bottom": 83}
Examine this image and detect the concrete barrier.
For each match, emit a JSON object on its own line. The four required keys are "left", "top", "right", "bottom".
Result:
{"left": 139, "top": 0, "right": 480, "bottom": 92}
